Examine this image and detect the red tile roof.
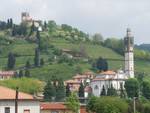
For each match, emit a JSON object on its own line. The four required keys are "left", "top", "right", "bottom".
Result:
{"left": 65, "top": 79, "right": 81, "bottom": 84}
{"left": 0, "top": 86, "right": 34, "bottom": 100}
{"left": 0, "top": 71, "right": 15, "bottom": 76}
{"left": 73, "top": 74, "right": 87, "bottom": 79}
{"left": 100, "top": 70, "right": 116, "bottom": 75}
{"left": 40, "top": 102, "right": 67, "bottom": 110}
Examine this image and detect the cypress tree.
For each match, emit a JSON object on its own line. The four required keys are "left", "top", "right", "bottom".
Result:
{"left": 100, "top": 85, "right": 106, "bottom": 96}
{"left": 7, "top": 19, "right": 10, "bottom": 28}
{"left": 78, "top": 82, "right": 84, "bottom": 97}
{"left": 66, "top": 84, "right": 71, "bottom": 97}
{"left": 107, "top": 84, "right": 117, "bottom": 96}
{"left": 7, "top": 52, "right": 16, "bottom": 69}
{"left": 120, "top": 83, "right": 126, "bottom": 98}
{"left": 29, "top": 22, "right": 35, "bottom": 36}
{"left": 18, "top": 70, "right": 23, "bottom": 78}
{"left": 25, "top": 69, "right": 30, "bottom": 77}
{"left": 40, "top": 58, "right": 44, "bottom": 66}
{"left": 34, "top": 48, "right": 40, "bottom": 67}
{"left": 36, "top": 30, "right": 41, "bottom": 50}
{"left": 56, "top": 79, "right": 65, "bottom": 101}
{"left": 9, "top": 18, "right": 13, "bottom": 28}
{"left": 25, "top": 60, "right": 31, "bottom": 69}
{"left": 43, "top": 80, "right": 56, "bottom": 101}
{"left": 44, "top": 21, "right": 47, "bottom": 30}
{"left": 96, "top": 57, "right": 108, "bottom": 72}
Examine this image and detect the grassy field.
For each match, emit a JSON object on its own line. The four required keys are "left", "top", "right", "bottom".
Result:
{"left": 0, "top": 77, "right": 44, "bottom": 94}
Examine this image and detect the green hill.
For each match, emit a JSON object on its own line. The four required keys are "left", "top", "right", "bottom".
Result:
{"left": 0, "top": 20, "right": 150, "bottom": 82}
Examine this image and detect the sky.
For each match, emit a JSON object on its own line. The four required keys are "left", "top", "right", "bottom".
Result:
{"left": 1, "top": 0, "right": 150, "bottom": 44}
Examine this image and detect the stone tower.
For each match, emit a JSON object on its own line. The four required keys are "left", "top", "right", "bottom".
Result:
{"left": 124, "top": 28, "right": 134, "bottom": 78}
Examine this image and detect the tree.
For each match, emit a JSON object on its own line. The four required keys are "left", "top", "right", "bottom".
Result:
{"left": 56, "top": 79, "right": 65, "bottom": 101}
{"left": 92, "top": 33, "right": 103, "bottom": 44}
{"left": 44, "top": 21, "right": 47, "bottom": 30}
{"left": 25, "top": 69, "right": 30, "bottom": 77}
{"left": 100, "top": 85, "right": 106, "bottom": 96}
{"left": 43, "top": 80, "right": 56, "bottom": 101}
{"left": 36, "top": 30, "right": 41, "bottom": 50}
{"left": 78, "top": 82, "right": 84, "bottom": 97}
{"left": 7, "top": 52, "right": 16, "bottom": 69}
{"left": 66, "top": 84, "right": 71, "bottom": 97}
{"left": 96, "top": 57, "right": 108, "bottom": 72}
{"left": 7, "top": 19, "right": 10, "bottom": 28}
{"left": 40, "top": 58, "right": 44, "bottom": 66}
{"left": 124, "top": 78, "right": 139, "bottom": 98}
{"left": 79, "top": 44, "right": 87, "bottom": 58}
{"left": 34, "top": 48, "right": 40, "bottom": 67}
{"left": 86, "top": 96, "right": 97, "bottom": 112}
{"left": 18, "top": 70, "right": 24, "bottom": 78}
{"left": 29, "top": 22, "right": 35, "bottom": 35}
{"left": 65, "top": 92, "right": 80, "bottom": 113}
{"left": 142, "top": 80, "right": 150, "bottom": 99}
{"left": 25, "top": 60, "right": 31, "bottom": 69}
{"left": 48, "top": 20, "right": 57, "bottom": 33}
{"left": 87, "top": 96, "right": 128, "bottom": 113}
{"left": 120, "top": 83, "right": 126, "bottom": 98}
{"left": 9, "top": 18, "right": 13, "bottom": 28}
{"left": 107, "top": 84, "right": 117, "bottom": 96}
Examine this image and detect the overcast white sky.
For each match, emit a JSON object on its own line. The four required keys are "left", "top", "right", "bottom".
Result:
{"left": 1, "top": 0, "right": 150, "bottom": 44}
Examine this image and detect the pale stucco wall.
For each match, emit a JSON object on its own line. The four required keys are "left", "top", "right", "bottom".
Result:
{"left": 0, "top": 100, "right": 40, "bottom": 113}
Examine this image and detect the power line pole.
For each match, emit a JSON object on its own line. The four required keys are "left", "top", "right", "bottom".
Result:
{"left": 15, "top": 87, "right": 19, "bottom": 113}
{"left": 133, "top": 97, "right": 136, "bottom": 113}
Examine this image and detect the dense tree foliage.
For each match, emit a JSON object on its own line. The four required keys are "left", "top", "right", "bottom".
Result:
{"left": 66, "top": 84, "right": 71, "bottom": 97}
{"left": 65, "top": 92, "right": 80, "bottom": 113}
{"left": 124, "top": 78, "right": 139, "bottom": 98}
{"left": 56, "top": 79, "right": 65, "bottom": 101}
{"left": 34, "top": 48, "right": 40, "bottom": 67}
{"left": 78, "top": 82, "right": 84, "bottom": 97}
{"left": 18, "top": 70, "right": 24, "bottom": 78}
{"left": 100, "top": 85, "right": 106, "bottom": 96}
{"left": 92, "top": 33, "right": 103, "bottom": 44}
{"left": 87, "top": 96, "right": 128, "bottom": 113}
{"left": 95, "top": 57, "right": 108, "bottom": 71}
{"left": 25, "top": 69, "right": 30, "bottom": 77}
{"left": 7, "top": 52, "right": 16, "bottom": 69}
{"left": 43, "top": 80, "right": 56, "bottom": 101}
{"left": 142, "top": 79, "right": 150, "bottom": 99}
{"left": 107, "top": 84, "right": 118, "bottom": 96}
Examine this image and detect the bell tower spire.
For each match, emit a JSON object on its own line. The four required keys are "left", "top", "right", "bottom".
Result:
{"left": 124, "top": 28, "right": 134, "bottom": 78}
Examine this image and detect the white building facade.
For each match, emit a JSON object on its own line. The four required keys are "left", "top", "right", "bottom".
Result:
{"left": 0, "top": 101, "right": 40, "bottom": 113}
{"left": 0, "top": 86, "right": 40, "bottom": 113}
{"left": 90, "top": 70, "right": 128, "bottom": 96}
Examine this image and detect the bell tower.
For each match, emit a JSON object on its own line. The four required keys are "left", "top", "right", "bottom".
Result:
{"left": 124, "top": 28, "right": 134, "bottom": 78}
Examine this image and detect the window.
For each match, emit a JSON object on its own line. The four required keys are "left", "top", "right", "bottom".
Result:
{"left": 94, "top": 85, "right": 99, "bottom": 90}
{"left": 5, "top": 107, "right": 10, "bottom": 113}
{"left": 24, "top": 109, "right": 30, "bottom": 113}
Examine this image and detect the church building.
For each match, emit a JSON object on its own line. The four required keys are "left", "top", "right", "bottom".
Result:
{"left": 90, "top": 28, "right": 134, "bottom": 96}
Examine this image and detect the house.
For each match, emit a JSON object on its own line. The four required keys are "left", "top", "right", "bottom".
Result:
{"left": 65, "top": 79, "right": 81, "bottom": 92}
{"left": 0, "top": 71, "right": 15, "bottom": 80}
{"left": 64, "top": 71, "right": 94, "bottom": 98}
{"left": 0, "top": 86, "right": 40, "bottom": 113}
{"left": 90, "top": 70, "right": 128, "bottom": 96}
{"left": 40, "top": 102, "right": 88, "bottom": 113}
